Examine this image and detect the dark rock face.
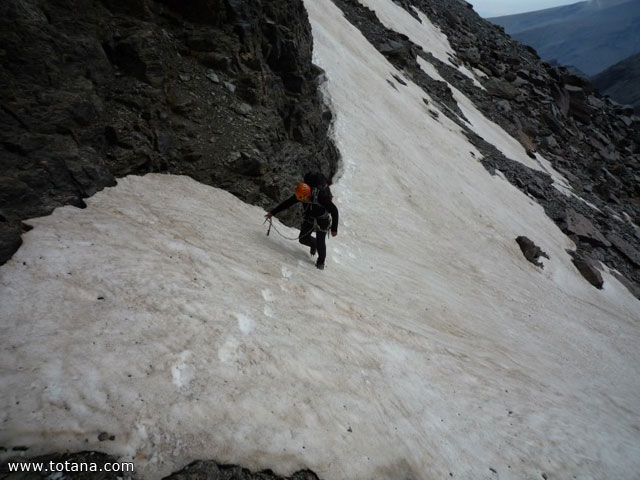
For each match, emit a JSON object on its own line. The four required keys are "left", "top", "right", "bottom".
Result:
{"left": 0, "top": 0, "right": 339, "bottom": 264}
{"left": 165, "top": 460, "right": 320, "bottom": 480}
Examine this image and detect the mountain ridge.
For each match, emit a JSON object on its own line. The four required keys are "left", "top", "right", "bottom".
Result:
{"left": 489, "top": 0, "right": 640, "bottom": 75}
{"left": 592, "top": 51, "right": 640, "bottom": 113}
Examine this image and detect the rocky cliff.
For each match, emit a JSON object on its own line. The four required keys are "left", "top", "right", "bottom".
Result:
{"left": 0, "top": 0, "right": 339, "bottom": 264}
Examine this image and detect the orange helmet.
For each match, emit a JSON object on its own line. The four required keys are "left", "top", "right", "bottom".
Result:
{"left": 295, "top": 182, "right": 311, "bottom": 201}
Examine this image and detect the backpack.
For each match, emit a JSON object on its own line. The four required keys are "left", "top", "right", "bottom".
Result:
{"left": 303, "top": 172, "right": 329, "bottom": 189}
{"left": 303, "top": 172, "right": 331, "bottom": 205}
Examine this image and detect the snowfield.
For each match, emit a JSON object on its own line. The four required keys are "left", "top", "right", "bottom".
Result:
{"left": 1, "top": 0, "right": 639, "bottom": 478}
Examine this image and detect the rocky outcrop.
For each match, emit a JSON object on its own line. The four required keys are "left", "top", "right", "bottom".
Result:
{"left": 165, "top": 460, "right": 320, "bottom": 480}
{"left": 569, "top": 253, "right": 604, "bottom": 289}
{"left": 516, "top": 236, "right": 549, "bottom": 269}
{"left": 0, "top": 0, "right": 339, "bottom": 264}
{"left": 563, "top": 210, "right": 611, "bottom": 247}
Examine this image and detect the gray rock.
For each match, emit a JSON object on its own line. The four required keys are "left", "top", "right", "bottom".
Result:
{"left": 608, "top": 234, "right": 640, "bottom": 267}
{"left": 587, "top": 95, "right": 605, "bottom": 109}
{"left": 485, "top": 79, "right": 518, "bottom": 99}
{"left": 571, "top": 256, "right": 603, "bottom": 289}
{"left": 516, "top": 236, "right": 549, "bottom": 268}
{"left": 527, "top": 181, "right": 546, "bottom": 198}
{"left": 165, "top": 461, "right": 320, "bottom": 480}
{"left": 543, "top": 135, "right": 559, "bottom": 149}
{"left": 565, "top": 210, "right": 611, "bottom": 247}
{"left": 496, "top": 99, "right": 511, "bottom": 112}
{"left": 235, "top": 103, "right": 253, "bottom": 115}
{"left": 379, "top": 39, "right": 405, "bottom": 55}
{"left": 564, "top": 84, "right": 584, "bottom": 95}
{"left": 460, "top": 47, "right": 481, "bottom": 65}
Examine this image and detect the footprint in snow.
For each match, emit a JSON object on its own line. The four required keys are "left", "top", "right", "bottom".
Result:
{"left": 261, "top": 289, "right": 275, "bottom": 302}
{"left": 281, "top": 266, "right": 292, "bottom": 279}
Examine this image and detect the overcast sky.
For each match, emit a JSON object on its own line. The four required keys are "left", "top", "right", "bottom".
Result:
{"left": 467, "top": 0, "right": 582, "bottom": 17}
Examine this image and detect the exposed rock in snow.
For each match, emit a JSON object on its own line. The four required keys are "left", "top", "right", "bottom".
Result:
{"left": 570, "top": 254, "right": 604, "bottom": 289}
{"left": 515, "top": 236, "right": 549, "bottom": 268}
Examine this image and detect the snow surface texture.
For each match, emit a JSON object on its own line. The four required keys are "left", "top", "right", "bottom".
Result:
{"left": 2, "top": 0, "right": 640, "bottom": 478}
{"left": 358, "top": 0, "right": 573, "bottom": 195}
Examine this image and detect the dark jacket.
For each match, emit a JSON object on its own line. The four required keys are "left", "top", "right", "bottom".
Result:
{"left": 270, "top": 186, "right": 339, "bottom": 233}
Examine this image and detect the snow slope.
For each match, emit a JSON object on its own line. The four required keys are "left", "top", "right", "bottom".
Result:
{"left": 1, "top": 0, "right": 639, "bottom": 479}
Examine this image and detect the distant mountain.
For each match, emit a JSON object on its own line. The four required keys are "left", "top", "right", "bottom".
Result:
{"left": 592, "top": 52, "right": 640, "bottom": 112}
{"left": 489, "top": 0, "right": 640, "bottom": 76}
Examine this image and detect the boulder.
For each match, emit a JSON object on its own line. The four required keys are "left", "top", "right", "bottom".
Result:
{"left": 564, "top": 209, "right": 611, "bottom": 247}
{"left": 496, "top": 99, "right": 511, "bottom": 113}
{"left": 516, "top": 236, "right": 549, "bottom": 268}
{"left": 564, "top": 86, "right": 593, "bottom": 124}
{"left": 459, "top": 47, "right": 481, "bottom": 65}
{"left": 543, "top": 135, "right": 559, "bottom": 149}
{"left": 485, "top": 79, "right": 518, "bottom": 100}
{"left": 571, "top": 255, "right": 603, "bottom": 289}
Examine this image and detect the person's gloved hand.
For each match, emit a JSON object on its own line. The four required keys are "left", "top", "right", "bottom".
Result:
{"left": 331, "top": 231, "right": 337, "bottom": 237}
{"left": 265, "top": 212, "right": 273, "bottom": 219}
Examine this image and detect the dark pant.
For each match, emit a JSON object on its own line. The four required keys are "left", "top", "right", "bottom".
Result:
{"left": 299, "top": 216, "right": 330, "bottom": 264}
